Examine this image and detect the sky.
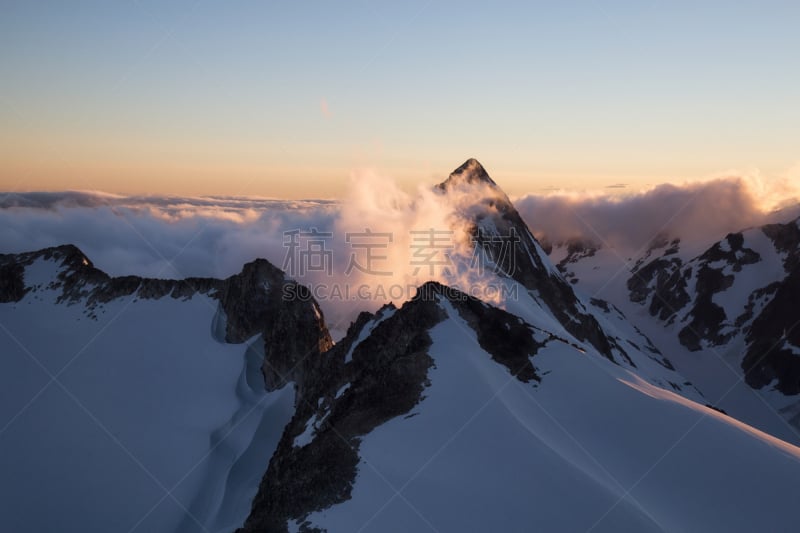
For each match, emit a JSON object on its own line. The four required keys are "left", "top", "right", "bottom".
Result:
{"left": 1, "top": 0, "right": 799, "bottom": 198}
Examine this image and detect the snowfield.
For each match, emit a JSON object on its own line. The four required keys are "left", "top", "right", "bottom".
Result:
{"left": 0, "top": 257, "right": 292, "bottom": 533}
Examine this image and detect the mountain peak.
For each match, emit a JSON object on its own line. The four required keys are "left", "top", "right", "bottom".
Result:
{"left": 437, "top": 158, "right": 497, "bottom": 190}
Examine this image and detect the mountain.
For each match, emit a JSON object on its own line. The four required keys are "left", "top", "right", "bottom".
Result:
{"left": 547, "top": 213, "right": 800, "bottom": 441}
{"left": 438, "top": 159, "right": 616, "bottom": 358}
{"left": 234, "top": 161, "right": 800, "bottom": 531}
{"left": 238, "top": 282, "right": 800, "bottom": 532}
{"left": 0, "top": 245, "right": 330, "bottom": 532}
{"left": 2, "top": 162, "right": 800, "bottom": 533}
{"left": 435, "top": 159, "right": 701, "bottom": 400}
{"left": 627, "top": 217, "right": 800, "bottom": 429}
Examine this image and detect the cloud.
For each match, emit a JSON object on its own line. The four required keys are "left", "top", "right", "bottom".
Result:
{"left": 0, "top": 180, "right": 504, "bottom": 332}
{"left": 1, "top": 169, "right": 798, "bottom": 331}
{"left": 0, "top": 192, "right": 338, "bottom": 279}
{"left": 514, "top": 173, "right": 800, "bottom": 253}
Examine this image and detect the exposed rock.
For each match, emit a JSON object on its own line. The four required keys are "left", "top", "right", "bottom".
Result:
{"left": 742, "top": 267, "right": 800, "bottom": 393}
{"left": 763, "top": 218, "right": 800, "bottom": 271}
{"left": 445, "top": 287, "right": 543, "bottom": 383}
{"left": 677, "top": 265, "right": 733, "bottom": 350}
{"left": 0, "top": 260, "right": 26, "bottom": 302}
{"left": 628, "top": 256, "right": 689, "bottom": 322}
{"left": 258, "top": 281, "right": 333, "bottom": 391}
{"left": 674, "top": 233, "right": 760, "bottom": 350}
{"left": 628, "top": 230, "right": 763, "bottom": 350}
{"left": 217, "top": 259, "right": 285, "bottom": 343}
{"left": 435, "top": 157, "right": 497, "bottom": 189}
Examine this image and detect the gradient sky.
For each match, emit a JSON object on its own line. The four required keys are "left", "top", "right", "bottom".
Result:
{"left": 1, "top": 1, "right": 799, "bottom": 198}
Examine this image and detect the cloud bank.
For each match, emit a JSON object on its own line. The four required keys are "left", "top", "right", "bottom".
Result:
{"left": 1, "top": 170, "right": 798, "bottom": 329}
{"left": 515, "top": 173, "right": 800, "bottom": 253}
{"left": 0, "top": 178, "right": 504, "bottom": 331}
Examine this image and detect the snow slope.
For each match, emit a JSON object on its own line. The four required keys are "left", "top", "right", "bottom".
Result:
{"left": 0, "top": 255, "right": 293, "bottom": 533}
{"left": 301, "top": 296, "right": 800, "bottom": 532}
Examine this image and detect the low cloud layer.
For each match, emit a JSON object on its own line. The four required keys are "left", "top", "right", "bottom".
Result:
{"left": 0, "top": 191, "right": 338, "bottom": 281}
{"left": 515, "top": 173, "right": 800, "bottom": 253}
{"left": 1, "top": 171, "right": 798, "bottom": 329}
{"left": 0, "top": 178, "right": 503, "bottom": 330}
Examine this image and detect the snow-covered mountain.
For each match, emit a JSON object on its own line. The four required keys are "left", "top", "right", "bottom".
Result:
{"left": 2, "top": 161, "right": 800, "bottom": 533}
{"left": 238, "top": 282, "right": 800, "bottom": 533}
{"left": 434, "top": 159, "right": 700, "bottom": 399}
{"left": 0, "top": 245, "right": 329, "bottom": 532}
{"left": 547, "top": 211, "right": 800, "bottom": 443}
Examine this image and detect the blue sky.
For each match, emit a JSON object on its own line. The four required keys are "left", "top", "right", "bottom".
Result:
{"left": 1, "top": 0, "right": 798, "bottom": 197}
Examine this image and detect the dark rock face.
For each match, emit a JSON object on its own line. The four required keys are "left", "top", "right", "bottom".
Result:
{"left": 673, "top": 232, "right": 767, "bottom": 351}
{"left": 628, "top": 256, "right": 690, "bottom": 322}
{"left": 258, "top": 282, "right": 333, "bottom": 391}
{"left": 740, "top": 218, "right": 800, "bottom": 393}
{"left": 763, "top": 218, "right": 800, "bottom": 268}
{"left": 437, "top": 159, "right": 616, "bottom": 362}
{"left": 217, "top": 260, "right": 286, "bottom": 343}
{"left": 698, "top": 233, "right": 761, "bottom": 270}
{"left": 449, "top": 290, "right": 543, "bottom": 383}
{"left": 211, "top": 258, "right": 333, "bottom": 389}
{"left": 676, "top": 265, "right": 730, "bottom": 351}
{"left": 238, "top": 282, "right": 558, "bottom": 532}
{"left": 0, "top": 261, "right": 26, "bottom": 303}
{"left": 742, "top": 267, "right": 800, "bottom": 393}
{"left": 627, "top": 237, "right": 691, "bottom": 324}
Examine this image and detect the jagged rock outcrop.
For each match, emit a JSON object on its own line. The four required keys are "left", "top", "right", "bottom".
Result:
{"left": 628, "top": 237, "right": 690, "bottom": 323}
{"left": 739, "top": 219, "right": 800, "bottom": 393}
{"left": 742, "top": 267, "right": 800, "bottom": 393}
{"left": 626, "top": 224, "right": 795, "bottom": 354}
{"left": 0, "top": 261, "right": 26, "bottom": 303}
